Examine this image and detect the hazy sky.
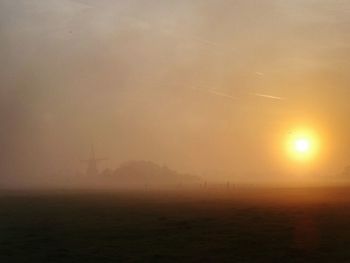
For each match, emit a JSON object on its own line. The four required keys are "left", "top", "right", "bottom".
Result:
{"left": 1, "top": 0, "right": 350, "bottom": 182}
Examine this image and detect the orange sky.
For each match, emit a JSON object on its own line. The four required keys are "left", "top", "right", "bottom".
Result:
{"left": 1, "top": 0, "right": 350, "bottom": 182}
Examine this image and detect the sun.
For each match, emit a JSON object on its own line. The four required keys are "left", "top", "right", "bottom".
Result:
{"left": 294, "top": 138, "right": 311, "bottom": 153}
{"left": 286, "top": 129, "right": 319, "bottom": 162}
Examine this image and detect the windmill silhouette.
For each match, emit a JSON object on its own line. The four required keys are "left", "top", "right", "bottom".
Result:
{"left": 81, "top": 145, "right": 107, "bottom": 176}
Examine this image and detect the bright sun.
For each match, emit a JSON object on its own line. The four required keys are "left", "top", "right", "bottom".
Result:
{"left": 286, "top": 130, "right": 319, "bottom": 161}
{"left": 294, "top": 138, "right": 311, "bottom": 153}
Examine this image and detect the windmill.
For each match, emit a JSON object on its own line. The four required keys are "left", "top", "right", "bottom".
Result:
{"left": 81, "top": 145, "right": 107, "bottom": 176}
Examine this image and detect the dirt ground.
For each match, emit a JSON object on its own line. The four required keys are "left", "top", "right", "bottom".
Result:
{"left": 1, "top": 188, "right": 350, "bottom": 262}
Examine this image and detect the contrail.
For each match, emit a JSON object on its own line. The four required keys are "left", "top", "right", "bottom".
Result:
{"left": 191, "top": 86, "right": 237, "bottom": 100}
{"left": 207, "top": 90, "right": 237, "bottom": 100}
{"left": 251, "top": 93, "right": 285, "bottom": 100}
{"left": 191, "top": 86, "right": 285, "bottom": 101}
{"left": 64, "top": 4, "right": 235, "bottom": 54}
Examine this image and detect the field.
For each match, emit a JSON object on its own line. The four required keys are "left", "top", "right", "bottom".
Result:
{"left": 1, "top": 188, "right": 350, "bottom": 262}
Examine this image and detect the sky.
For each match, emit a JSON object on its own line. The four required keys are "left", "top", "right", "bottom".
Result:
{"left": 1, "top": 0, "right": 350, "bottom": 183}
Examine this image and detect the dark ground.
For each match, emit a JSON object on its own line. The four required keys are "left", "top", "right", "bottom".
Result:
{"left": 1, "top": 188, "right": 350, "bottom": 262}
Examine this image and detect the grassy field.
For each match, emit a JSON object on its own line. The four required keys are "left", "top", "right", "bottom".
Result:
{"left": 1, "top": 188, "right": 350, "bottom": 262}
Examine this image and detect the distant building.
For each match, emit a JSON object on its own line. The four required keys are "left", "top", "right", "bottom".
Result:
{"left": 81, "top": 145, "right": 106, "bottom": 176}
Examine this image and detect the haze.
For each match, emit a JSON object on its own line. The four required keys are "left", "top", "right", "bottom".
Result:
{"left": 1, "top": 0, "right": 350, "bottom": 187}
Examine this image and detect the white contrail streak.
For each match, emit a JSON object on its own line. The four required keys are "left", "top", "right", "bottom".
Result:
{"left": 192, "top": 87, "right": 284, "bottom": 101}
{"left": 191, "top": 86, "right": 237, "bottom": 100}
{"left": 251, "top": 93, "right": 285, "bottom": 100}
{"left": 207, "top": 90, "right": 237, "bottom": 100}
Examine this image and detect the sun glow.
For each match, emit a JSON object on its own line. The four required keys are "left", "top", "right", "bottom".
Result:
{"left": 286, "top": 129, "right": 319, "bottom": 162}
{"left": 294, "top": 138, "right": 310, "bottom": 153}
